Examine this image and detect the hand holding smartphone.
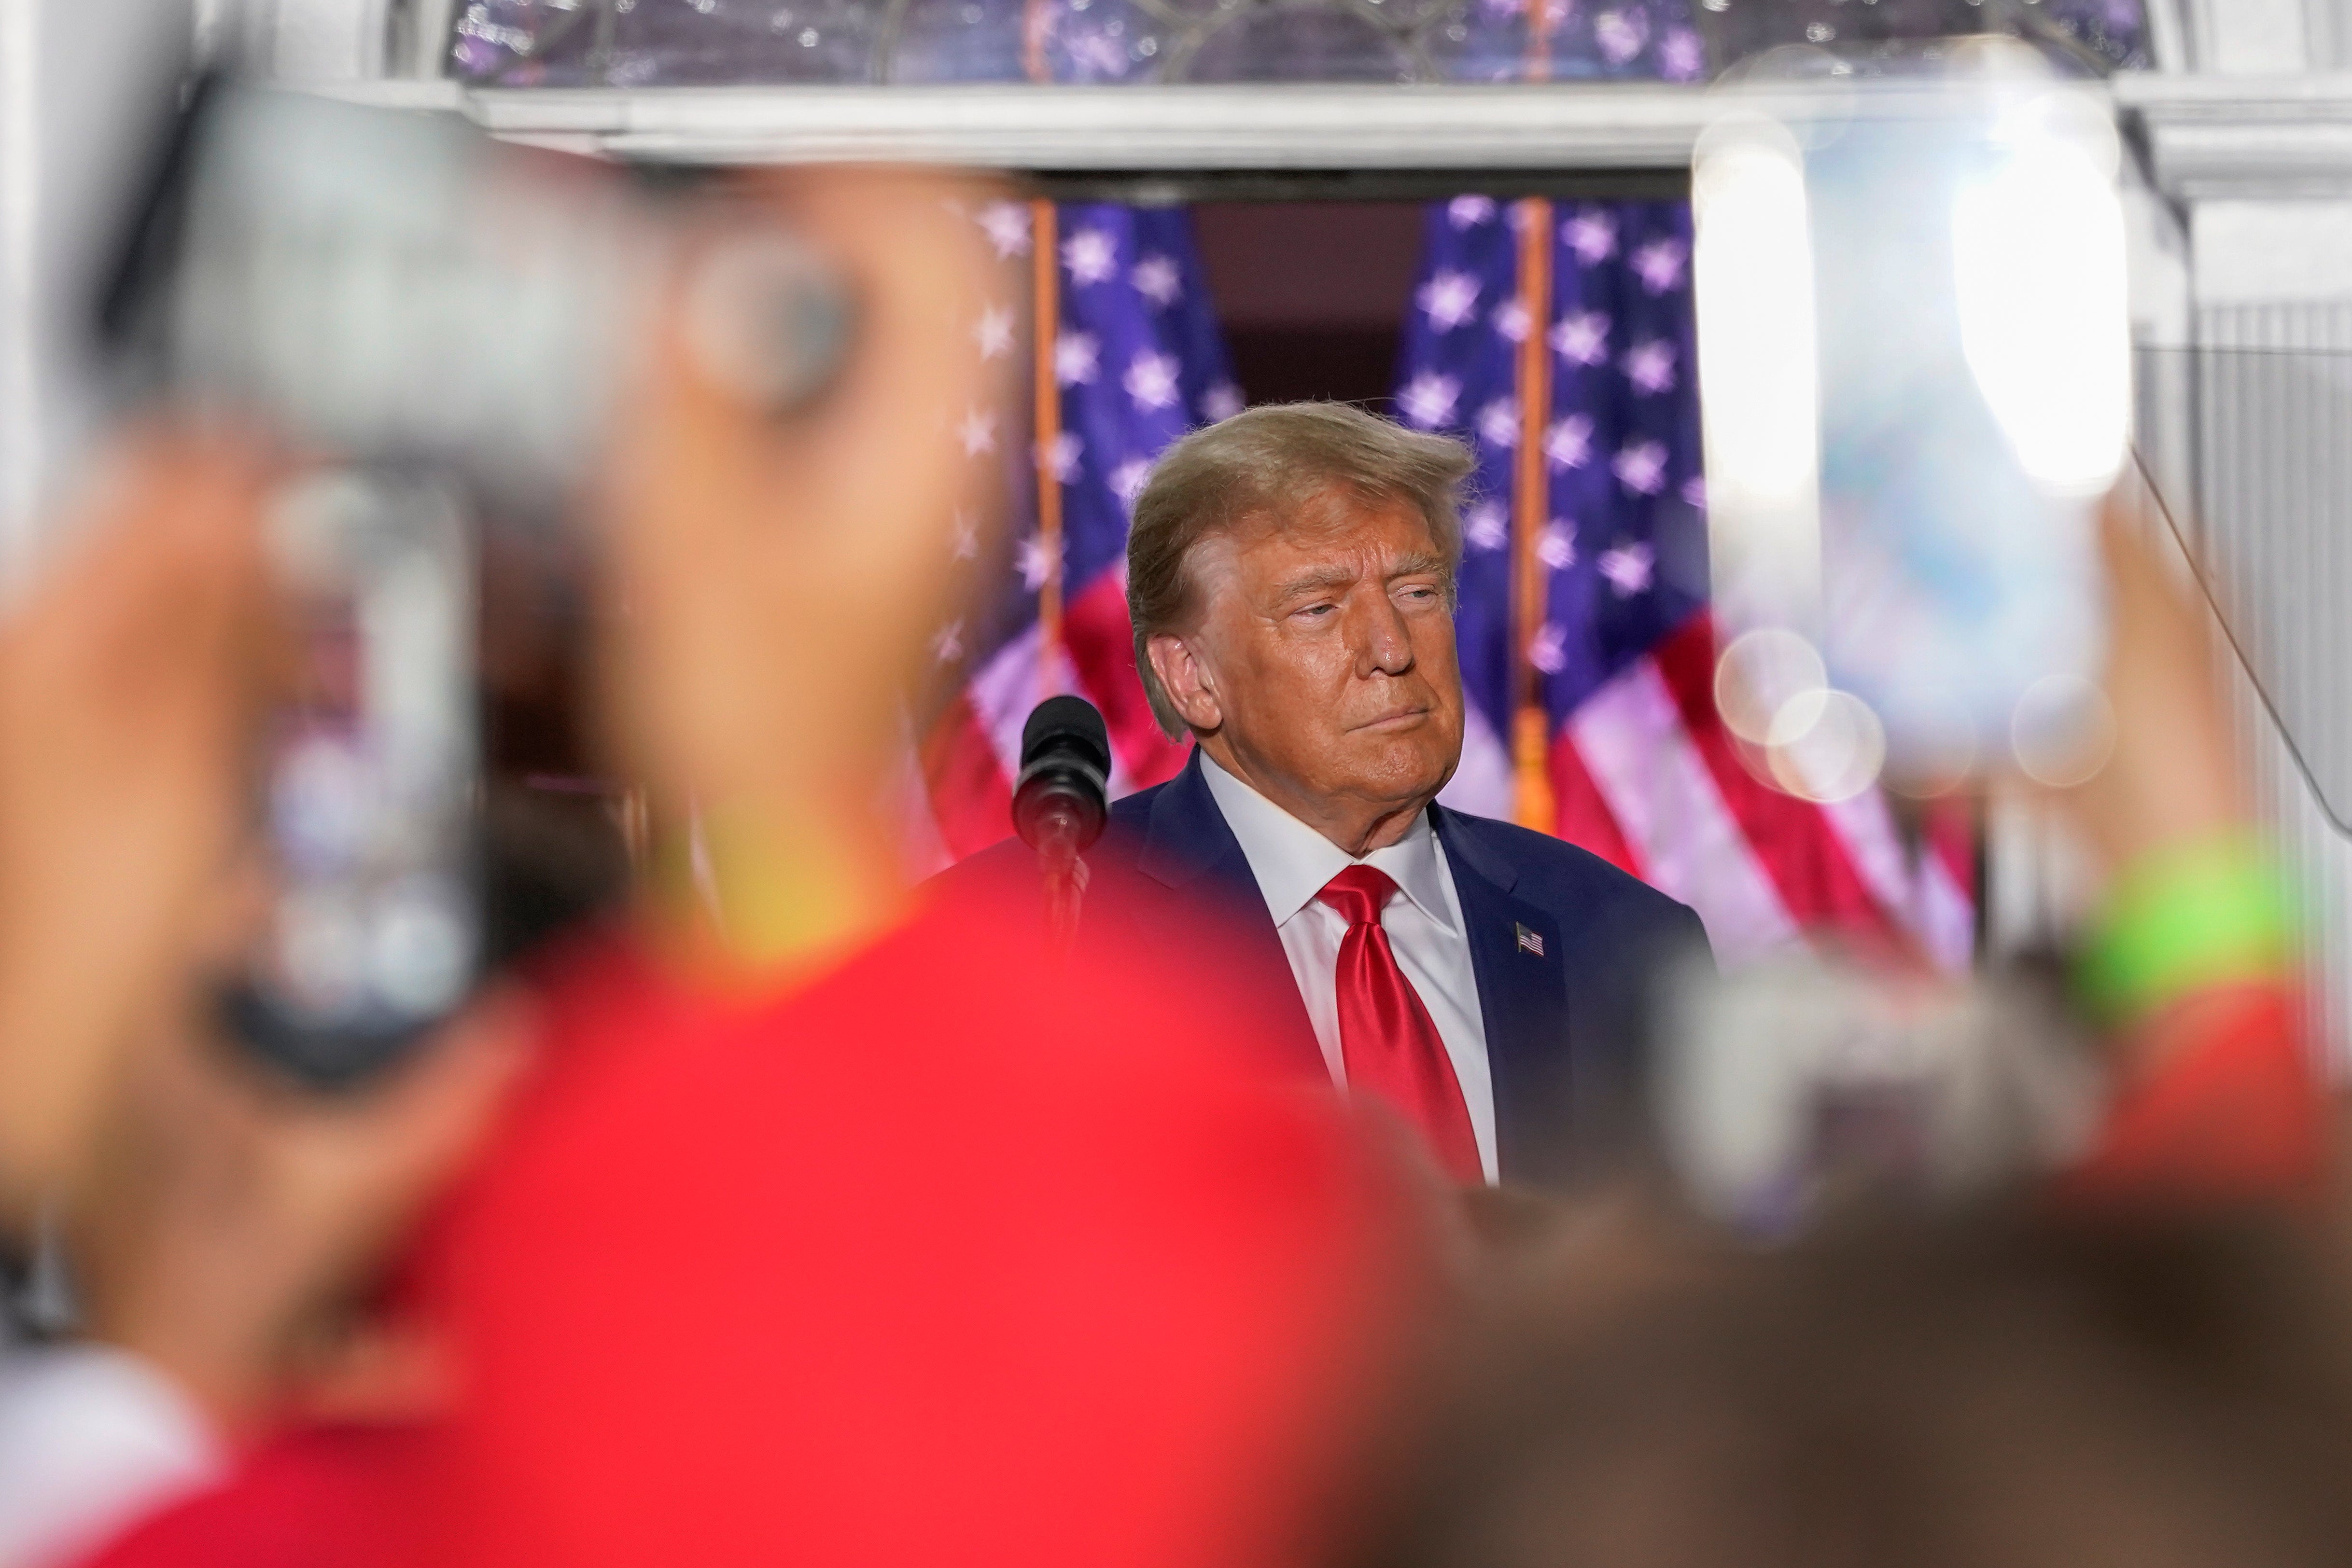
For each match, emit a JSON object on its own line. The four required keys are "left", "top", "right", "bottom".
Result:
{"left": 1695, "top": 42, "right": 2131, "bottom": 804}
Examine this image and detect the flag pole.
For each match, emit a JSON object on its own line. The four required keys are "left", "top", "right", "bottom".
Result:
{"left": 1511, "top": 197, "right": 1557, "bottom": 836}
{"left": 1507, "top": 0, "right": 1562, "bottom": 834}
{"left": 1031, "top": 196, "right": 1064, "bottom": 697}
{"left": 1020, "top": 7, "right": 1064, "bottom": 700}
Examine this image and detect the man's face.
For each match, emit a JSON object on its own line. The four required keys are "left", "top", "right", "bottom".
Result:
{"left": 1165, "top": 488, "right": 1465, "bottom": 848}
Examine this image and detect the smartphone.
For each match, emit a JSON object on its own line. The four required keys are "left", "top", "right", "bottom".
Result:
{"left": 1694, "top": 43, "right": 2129, "bottom": 800}
{"left": 219, "top": 472, "right": 480, "bottom": 1088}
{"left": 98, "top": 81, "right": 850, "bottom": 1084}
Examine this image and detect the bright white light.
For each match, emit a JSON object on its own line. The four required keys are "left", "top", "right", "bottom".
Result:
{"left": 1951, "top": 100, "right": 2130, "bottom": 498}
{"left": 1765, "top": 689, "right": 1886, "bottom": 804}
{"left": 1695, "top": 127, "right": 1820, "bottom": 509}
{"left": 1694, "top": 120, "right": 1823, "bottom": 636}
{"left": 2010, "top": 672, "right": 2116, "bottom": 787}
{"left": 1715, "top": 626, "right": 1827, "bottom": 745}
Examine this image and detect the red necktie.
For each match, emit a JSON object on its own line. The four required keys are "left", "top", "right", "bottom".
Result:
{"left": 1316, "top": 865, "right": 1483, "bottom": 1185}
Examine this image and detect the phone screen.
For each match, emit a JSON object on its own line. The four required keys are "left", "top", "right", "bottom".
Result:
{"left": 225, "top": 471, "right": 480, "bottom": 1088}
{"left": 1694, "top": 46, "right": 2129, "bottom": 801}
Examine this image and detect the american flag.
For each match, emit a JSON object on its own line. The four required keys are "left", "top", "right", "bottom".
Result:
{"left": 909, "top": 194, "right": 1974, "bottom": 973}
{"left": 910, "top": 200, "right": 1243, "bottom": 865}
{"left": 1400, "top": 195, "right": 1975, "bottom": 970}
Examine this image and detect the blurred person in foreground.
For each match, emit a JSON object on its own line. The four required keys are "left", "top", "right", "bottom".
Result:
{"left": 1345, "top": 1213, "right": 2352, "bottom": 1568}
{"left": 1324, "top": 494, "right": 2348, "bottom": 1568}
{"left": 71, "top": 170, "right": 1414, "bottom": 1568}
{"left": 944, "top": 404, "right": 1712, "bottom": 1193}
{"left": 0, "top": 435, "right": 531, "bottom": 1568}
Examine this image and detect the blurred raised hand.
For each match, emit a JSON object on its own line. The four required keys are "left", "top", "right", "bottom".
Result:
{"left": 0, "top": 427, "right": 532, "bottom": 1441}
{"left": 2052, "top": 489, "right": 2246, "bottom": 876}
{"left": 65, "top": 992, "right": 531, "bottom": 1433}
{"left": 0, "top": 434, "right": 276, "bottom": 1224}
{"left": 589, "top": 170, "right": 1012, "bottom": 965}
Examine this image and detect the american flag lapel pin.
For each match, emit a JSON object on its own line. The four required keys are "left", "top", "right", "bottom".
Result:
{"left": 1515, "top": 923, "right": 1544, "bottom": 957}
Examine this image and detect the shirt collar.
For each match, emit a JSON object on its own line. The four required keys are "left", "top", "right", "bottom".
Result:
{"left": 1196, "top": 749, "right": 1458, "bottom": 934}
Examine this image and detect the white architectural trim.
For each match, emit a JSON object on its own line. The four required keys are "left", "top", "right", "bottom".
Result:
{"left": 2121, "top": 73, "right": 2352, "bottom": 196}
{"left": 288, "top": 79, "right": 2145, "bottom": 171}
{"left": 2141, "top": 0, "right": 2194, "bottom": 73}
{"left": 0, "top": 0, "right": 40, "bottom": 580}
{"left": 463, "top": 83, "right": 1726, "bottom": 168}
{"left": 286, "top": 74, "right": 2352, "bottom": 195}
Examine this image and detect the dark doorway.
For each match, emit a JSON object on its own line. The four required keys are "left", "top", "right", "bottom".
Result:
{"left": 1190, "top": 201, "right": 1428, "bottom": 414}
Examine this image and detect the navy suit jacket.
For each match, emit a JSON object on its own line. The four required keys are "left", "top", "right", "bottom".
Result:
{"left": 939, "top": 750, "right": 1712, "bottom": 1189}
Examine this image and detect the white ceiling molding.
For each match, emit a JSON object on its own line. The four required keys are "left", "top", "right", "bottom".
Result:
{"left": 303, "top": 79, "right": 2136, "bottom": 171}
{"left": 2121, "top": 73, "right": 2352, "bottom": 197}
{"left": 291, "top": 65, "right": 2352, "bottom": 206}
{"left": 466, "top": 83, "right": 1726, "bottom": 169}
{"left": 2186, "top": 0, "right": 2313, "bottom": 73}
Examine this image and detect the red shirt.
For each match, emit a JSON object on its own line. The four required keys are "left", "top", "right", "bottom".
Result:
{"left": 89, "top": 882, "right": 1403, "bottom": 1568}
{"left": 2065, "top": 981, "right": 2327, "bottom": 1205}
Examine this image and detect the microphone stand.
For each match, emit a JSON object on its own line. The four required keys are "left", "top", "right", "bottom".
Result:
{"left": 1031, "top": 802, "right": 1092, "bottom": 957}
{"left": 1012, "top": 695, "right": 1111, "bottom": 959}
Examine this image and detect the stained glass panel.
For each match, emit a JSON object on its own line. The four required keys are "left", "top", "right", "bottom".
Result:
{"left": 448, "top": 0, "right": 2144, "bottom": 87}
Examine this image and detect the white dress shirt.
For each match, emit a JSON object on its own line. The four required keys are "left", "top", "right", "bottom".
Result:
{"left": 1197, "top": 751, "right": 1498, "bottom": 1183}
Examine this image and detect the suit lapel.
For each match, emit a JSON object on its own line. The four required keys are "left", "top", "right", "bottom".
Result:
{"left": 1136, "top": 750, "right": 1257, "bottom": 895}
{"left": 1436, "top": 806, "right": 1571, "bottom": 1184}
{"left": 1136, "top": 753, "right": 1325, "bottom": 1077}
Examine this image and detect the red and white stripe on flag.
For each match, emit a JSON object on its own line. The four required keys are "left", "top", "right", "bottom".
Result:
{"left": 1544, "top": 614, "right": 1974, "bottom": 972}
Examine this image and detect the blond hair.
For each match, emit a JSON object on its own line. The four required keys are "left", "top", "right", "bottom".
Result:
{"left": 1125, "top": 402, "right": 1474, "bottom": 738}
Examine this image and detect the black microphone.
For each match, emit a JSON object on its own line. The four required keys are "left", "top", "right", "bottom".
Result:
{"left": 1013, "top": 694, "right": 1111, "bottom": 857}
{"left": 1013, "top": 696, "right": 1109, "bottom": 951}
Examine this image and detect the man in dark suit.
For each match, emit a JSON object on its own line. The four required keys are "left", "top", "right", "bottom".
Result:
{"left": 949, "top": 402, "right": 1709, "bottom": 1190}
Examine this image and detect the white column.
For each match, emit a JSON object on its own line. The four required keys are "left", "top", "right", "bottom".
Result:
{"left": 0, "top": 0, "right": 44, "bottom": 583}
{"left": 0, "top": 0, "right": 193, "bottom": 590}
